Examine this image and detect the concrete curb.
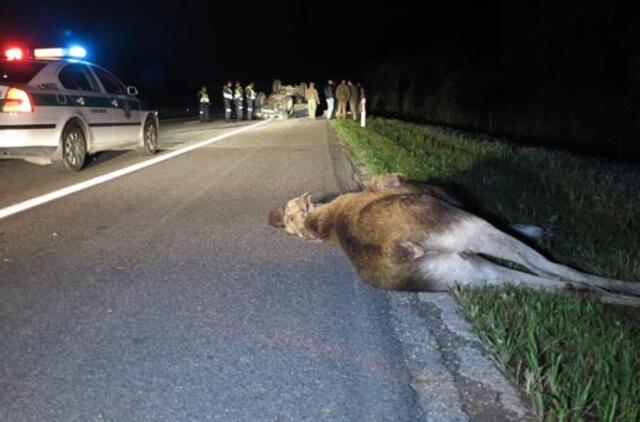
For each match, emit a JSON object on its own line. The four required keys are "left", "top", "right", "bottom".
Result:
{"left": 388, "top": 293, "right": 533, "bottom": 421}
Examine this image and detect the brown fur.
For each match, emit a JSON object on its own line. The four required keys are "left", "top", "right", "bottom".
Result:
{"left": 306, "top": 192, "right": 462, "bottom": 290}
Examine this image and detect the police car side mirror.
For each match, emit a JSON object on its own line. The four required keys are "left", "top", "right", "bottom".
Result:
{"left": 127, "top": 86, "right": 139, "bottom": 97}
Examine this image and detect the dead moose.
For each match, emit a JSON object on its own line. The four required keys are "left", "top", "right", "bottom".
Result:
{"left": 268, "top": 173, "right": 640, "bottom": 306}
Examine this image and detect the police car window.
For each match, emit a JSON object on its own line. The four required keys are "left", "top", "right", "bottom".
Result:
{"left": 0, "top": 61, "right": 47, "bottom": 83}
{"left": 92, "top": 67, "right": 125, "bottom": 95}
{"left": 58, "top": 65, "right": 99, "bottom": 92}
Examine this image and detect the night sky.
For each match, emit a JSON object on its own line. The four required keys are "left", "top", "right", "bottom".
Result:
{"left": 0, "top": 0, "right": 493, "bottom": 106}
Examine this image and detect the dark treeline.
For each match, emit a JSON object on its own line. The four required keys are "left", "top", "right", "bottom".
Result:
{"left": 364, "top": 1, "right": 640, "bottom": 161}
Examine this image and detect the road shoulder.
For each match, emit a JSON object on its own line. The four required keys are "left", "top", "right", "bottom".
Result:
{"left": 389, "top": 293, "right": 532, "bottom": 421}
{"left": 325, "top": 120, "right": 533, "bottom": 421}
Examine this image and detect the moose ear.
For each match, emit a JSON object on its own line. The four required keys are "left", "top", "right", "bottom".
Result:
{"left": 268, "top": 208, "right": 285, "bottom": 227}
{"left": 301, "top": 192, "right": 314, "bottom": 212}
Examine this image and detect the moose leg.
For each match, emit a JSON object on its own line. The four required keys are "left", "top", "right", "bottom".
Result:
{"left": 414, "top": 250, "right": 640, "bottom": 307}
{"left": 449, "top": 218, "right": 640, "bottom": 296}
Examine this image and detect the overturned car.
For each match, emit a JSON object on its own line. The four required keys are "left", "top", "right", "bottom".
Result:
{"left": 255, "top": 80, "right": 307, "bottom": 119}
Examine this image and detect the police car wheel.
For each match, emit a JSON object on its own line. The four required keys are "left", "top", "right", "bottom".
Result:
{"left": 138, "top": 119, "right": 158, "bottom": 156}
{"left": 56, "top": 123, "right": 86, "bottom": 172}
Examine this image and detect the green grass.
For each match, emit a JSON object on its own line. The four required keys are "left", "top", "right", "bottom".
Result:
{"left": 331, "top": 118, "right": 640, "bottom": 421}
{"left": 452, "top": 286, "right": 640, "bottom": 421}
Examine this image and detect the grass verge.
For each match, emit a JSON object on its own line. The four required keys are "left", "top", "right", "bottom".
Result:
{"left": 331, "top": 118, "right": 640, "bottom": 421}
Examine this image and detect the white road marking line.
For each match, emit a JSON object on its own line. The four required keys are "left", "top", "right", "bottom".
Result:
{"left": 0, "top": 119, "right": 271, "bottom": 221}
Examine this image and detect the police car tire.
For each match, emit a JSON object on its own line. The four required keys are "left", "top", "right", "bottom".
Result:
{"left": 137, "top": 118, "right": 158, "bottom": 156}
{"left": 55, "top": 122, "right": 86, "bottom": 172}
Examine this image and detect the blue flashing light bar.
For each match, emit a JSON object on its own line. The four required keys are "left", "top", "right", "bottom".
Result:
{"left": 67, "top": 45, "right": 87, "bottom": 58}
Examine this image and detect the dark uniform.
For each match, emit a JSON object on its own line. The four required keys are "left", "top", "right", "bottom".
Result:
{"left": 233, "top": 83, "right": 244, "bottom": 121}
{"left": 222, "top": 83, "right": 233, "bottom": 121}
{"left": 198, "top": 87, "right": 210, "bottom": 122}
{"left": 348, "top": 82, "right": 359, "bottom": 120}
{"left": 336, "top": 81, "right": 350, "bottom": 119}
{"left": 245, "top": 84, "right": 256, "bottom": 120}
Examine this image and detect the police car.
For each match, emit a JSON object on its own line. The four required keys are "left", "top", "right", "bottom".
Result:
{"left": 0, "top": 46, "right": 159, "bottom": 171}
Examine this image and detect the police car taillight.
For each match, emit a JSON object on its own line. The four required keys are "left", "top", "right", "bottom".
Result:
{"left": 2, "top": 88, "right": 34, "bottom": 113}
{"left": 4, "top": 48, "right": 24, "bottom": 61}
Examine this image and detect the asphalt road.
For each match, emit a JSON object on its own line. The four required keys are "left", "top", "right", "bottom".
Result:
{"left": 0, "top": 118, "right": 424, "bottom": 421}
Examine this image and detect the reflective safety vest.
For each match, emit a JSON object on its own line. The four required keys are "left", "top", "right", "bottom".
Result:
{"left": 245, "top": 86, "right": 256, "bottom": 100}
{"left": 234, "top": 86, "right": 244, "bottom": 101}
{"left": 198, "top": 90, "right": 210, "bottom": 103}
{"left": 223, "top": 85, "right": 233, "bottom": 100}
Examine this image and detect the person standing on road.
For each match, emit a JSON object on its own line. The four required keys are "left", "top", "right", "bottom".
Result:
{"left": 348, "top": 80, "right": 359, "bottom": 121}
{"left": 197, "top": 86, "right": 210, "bottom": 123}
{"left": 336, "top": 79, "right": 350, "bottom": 119}
{"left": 324, "top": 80, "right": 335, "bottom": 119}
{"left": 233, "top": 81, "right": 244, "bottom": 121}
{"left": 222, "top": 81, "right": 233, "bottom": 121}
{"left": 305, "top": 82, "right": 320, "bottom": 119}
{"left": 245, "top": 82, "right": 256, "bottom": 120}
